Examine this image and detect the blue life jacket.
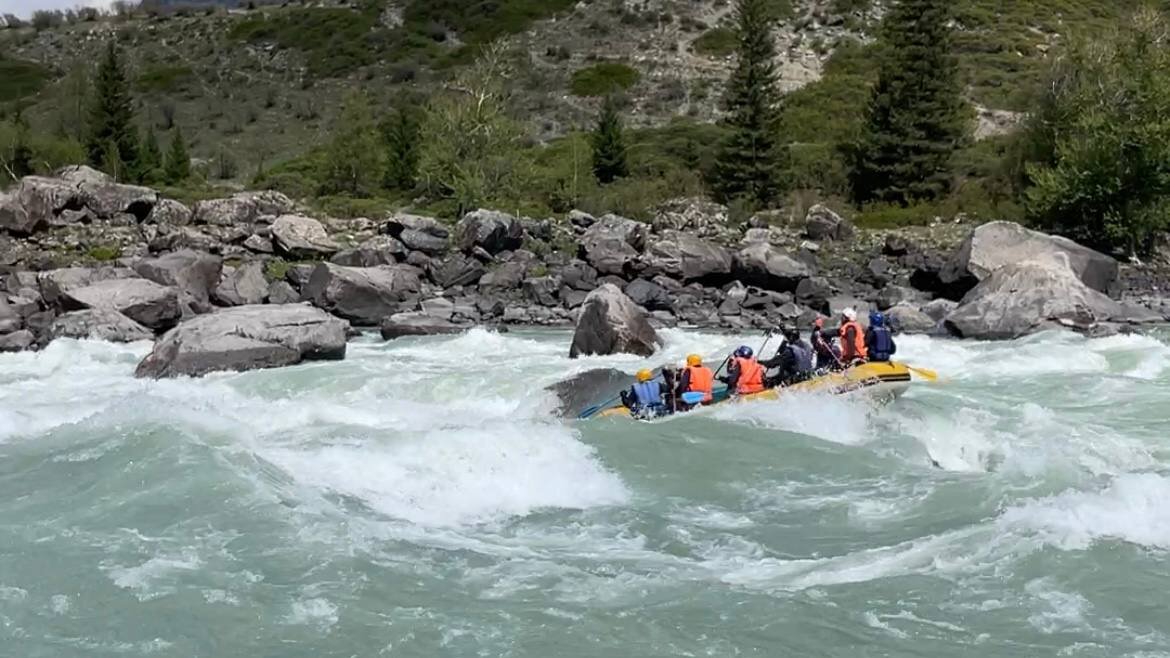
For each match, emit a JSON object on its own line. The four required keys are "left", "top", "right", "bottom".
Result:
{"left": 869, "top": 326, "right": 895, "bottom": 362}
{"left": 632, "top": 380, "right": 663, "bottom": 410}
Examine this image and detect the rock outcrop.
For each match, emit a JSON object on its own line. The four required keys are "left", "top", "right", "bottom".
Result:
{"left": 303, "top": 262, "right": 422, "bottom": 325}
{"left": 271, "top": 215, "right": 340, "bottom": 258}
{"left": 60, "top": 278, "right": 180, "bottom": 331}
{"left": 941, "top": 221, "right": 1120, "bottom": 297}
{"left": 734, "top": 242, "right": 811, "bottom": 292}
{"left": 944, "top": 253, "right": 1125, "bottom": 339}
{"left": 134, "top": 250, "right": 222, "bottom": 314}
{"left": 641, "top": 233, "right": 732, "bottom": 282}
{"left": 455, "top": 209, "right": 523, "bottom": 254}
{"left": 134, "top": 304, "right": 348, "bottom": 378}
{"left": 49, "top": 308, "right": 153, "bottom": 343}
{"left": 579, "top": 214, "right": 647, "bottom": 276}
{"left": 569, "top": 283, "right": 661, "bottom": 358}
{"left": 214, "top": 261, "right": 269, "bottom": 306}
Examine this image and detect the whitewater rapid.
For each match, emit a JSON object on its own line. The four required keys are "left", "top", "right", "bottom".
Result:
{"left": 1, "top": 327, "right": 1168, "bottom": 656}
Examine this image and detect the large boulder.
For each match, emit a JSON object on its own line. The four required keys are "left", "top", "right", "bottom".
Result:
{"left": 134, "top": 250, "right": 223, "bottom": 314}
{"left": 145, "top": 198, "right": 192, "bottom": 226}
{"left": 559, "top": 260, "right": 599, "bottom": 291}
{"left": 624, "top": 278, "right": 672, "bottom": 311}
{"left": 78, "top": 180, "right": 157, "bottom": 220}
{"left": 134, "top": 304, "right": 348, "bottom": 378}
{"left": 641, "top": 233, "right": 733, "bottom": 282}
{"left": 303, "top": 263, "right": 422, "bottom": 325}
{"left": 578, "top": 214, "right": 648, "bottom": 276}
{"left": 379, "top": 312, "right": 465, "bottom": 340}
{"left": 213, "top": 261, "right": 269, "bottom": 306}
{"left": 429, "top": 253, "right": 486, "bottom": 289}
{"left": 944, "top": 253, "right": 1125, "bottom": 340}
{"left": 0, "top": 193, "right": 37, "bottom": 235}
{"left": 0, "top": 330, "right": 34, "bottom": 352}
{"left": 330, "top": 235, "right": 406, "bottom": 267}
{"left": 478, "top": 261, "right": 527, "bottom": 290}
{"left": 271, "top": 215, "right": 340, "bottom": 258}
{"left": 38, "top": 266, "right": 135, "bottom": 306}
{"left": 61, "top": 278, "right": 181, "bottom": 331}
{"left": 191, "top": 191, "right": 295, "bottom": 226}
{"left": 804, "top": 204, "right": 854, "bottom": 242}
{"left": 941, "top": 221, "right": 1119, "bottom": 297}
{"left": 885, "top": 303, "right": 936, "bottom": 335}
{"left": 454, "top": 209, "right": 523, "bottom": 255}
{"left": 0, "top": 298, "right": 19, "bottom": 334}
{"left": 0, "top": 176, "right": 84, "bottom": 235}
{"left": 48, "top": 308, "right": 154, "bottom": 343}
{"left": 734, "top": 243, "right": 812, "bottom": 292}
{"left": 569, "top": 283, "right": 661, "bottom": 358}
{"left": 384, "top": 213, "right": 449, "bottom": 256}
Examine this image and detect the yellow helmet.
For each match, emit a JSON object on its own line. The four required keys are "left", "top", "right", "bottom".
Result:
{"left": 636, "top": 368, "right": 653, "bottom": 382}
{"left": 686, "top": 354, "right": 702, "bottom": 367}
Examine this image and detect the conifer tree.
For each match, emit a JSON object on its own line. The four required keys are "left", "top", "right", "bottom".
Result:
{"left": 381, "top": 106, "right": 420, "bottom": 192}
{"left": 590, "top": 94, "right": 628, "bottom": 184}
{"left": 164, "top": 127, "right": 190, "bottom": 184}
{"left": 138, "top": 127, "right": 162, "bottom": 183}
{"left": 709, "top": 0, "right": 787, "bottom": 206}
{"left": 11, "top": 112, "right": 34, "bottom": 178}
{"left": 847, "top": 0, "right": 966, "bottom": 206}
{"left": 320, "top": 91, "right": 383, "bottom": 196}
{"left": 100, "top": 138, "right": 126, "bottom": 182}
{"left": 86, "top": 41, "right": 138, "bottom": 175}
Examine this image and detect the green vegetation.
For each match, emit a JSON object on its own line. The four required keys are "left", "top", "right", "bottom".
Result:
{"left": 693, "top": 27, "right": 737, "bottom": 57}
{"left": 0, "top": 56, "right": 53, "bottom": 104}
{"left": 381, "top": 107, "right": 422, "bottom": 192}
{"left": 164, "top": 127, "right": 191, "bottom": 184}
{"left": 848, "top": 0, "right": 966, "bottom": 205}
{"left": 591, "top": 95, "right": 628, "bottom": 184}
{"left": 86, "top": 41, "right": 139, "bottom": 179}
{"left": 570, "top": 63, "right": 641, "bottom": 97}
{"left": 135, "top": 65, "right": 194, "bottom": 94}
{"left": 402, "top": 0, "right": 576, "bottom": 46}
{"left": 1019, "top": 8, "right": 1170, "bottom": 255}
{"left": 228, "top": 5, "right": 385, "bottom": 79}
{"left": 710, "top": 0, "right": 787, "bottom": 206}
{"left": 321, "top": 91, "right": 383, "bottom": 196}
{"left": 87, "top": 245, "right": 122, "bottom": 261}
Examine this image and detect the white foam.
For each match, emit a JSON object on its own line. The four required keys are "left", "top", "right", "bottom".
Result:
{"left": 285, "top": 597, "right": 339, "bottom": 629}
{"left": 710, "top": 389, "right": 874, "bottom": 445}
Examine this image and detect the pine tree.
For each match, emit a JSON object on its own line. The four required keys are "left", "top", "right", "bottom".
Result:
{"left": 709, "top": 0, "right": 787, "bottom": 206}
{"left": 164, "top": 127, "right": 190, "bottom": 184}
{"left": 11, "top": 112, "right": 34, "bottom": 178}
{"left": 847, "top": 0, "right": 966, "bottom": 206}
{"left": 100, "top": 138, "right": 126, "bottom": 182}
{"left": 381, "top": 106, "right": 420, "bottom": 192}
{"left": 590, "top": 95, "right": 628, "bottom": 184}
{"left": 86, "top": 41, "right": 139, "bottom": 175}
{"left": 138, "top": 127, "right": 162, "bottom": 183}
{"left": 321, "top": 91, "right": 384, "bottom": 196}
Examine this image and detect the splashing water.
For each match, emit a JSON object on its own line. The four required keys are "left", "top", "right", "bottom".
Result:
{"left": 1, "top": 327, "right": 1169, "bottom": 656}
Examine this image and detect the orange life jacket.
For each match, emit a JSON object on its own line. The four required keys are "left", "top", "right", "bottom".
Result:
{"left": 685, "top": 365, "right": 714, "bottom": 402}
{"left": 839, "top": 320, "right": 868, "bottom": 361}
{"left": 733, "top": 357, "right": 765, "bottom": 394}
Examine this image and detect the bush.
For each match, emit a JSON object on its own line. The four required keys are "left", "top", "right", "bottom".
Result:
{"left": 228, "top": 6, "right": 383, "bottom": 78}
{"left": 570, "top": 62, "right": 641, "bottom": 97}
{"left": 402, "top": 0, "right": 576, "bottom": 46}
{"left": 136, "top": 65, "right": 194, "bottom": 93}
{"left": 0, "top": 56, "right": 53, "bottom": 103}
{"left": 693, "top": 27, "right": 736, "bottom": 57}
{"left": 87, "top": 245, "right": 122, "bottom": 262}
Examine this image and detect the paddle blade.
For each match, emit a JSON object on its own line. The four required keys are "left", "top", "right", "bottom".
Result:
{"left": 909, "top": 366, "right": 939, "bottom": 381}
{"left": 680, "top": 392, "right": 705, "bottom": 405}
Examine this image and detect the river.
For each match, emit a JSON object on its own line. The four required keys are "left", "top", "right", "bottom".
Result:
{"left": 1, "top": 328, "right": 1168, "bottom": 657}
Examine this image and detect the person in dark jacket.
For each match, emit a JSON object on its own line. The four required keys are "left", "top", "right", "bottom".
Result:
{"left": 761, "top": 327, "right": 815, "bottom": 387}
{"left": 810, "top": 317, "right": 842, "bottom": 371}
{"left": 865, "top": 311, "right": 897, "bottom": 362}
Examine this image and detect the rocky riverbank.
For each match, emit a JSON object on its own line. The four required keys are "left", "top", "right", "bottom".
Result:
{"left": 2, "top": 166, "right": 1168, "bottom": 376}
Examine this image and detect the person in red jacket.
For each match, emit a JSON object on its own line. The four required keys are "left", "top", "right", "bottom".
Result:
{"left": 838, "top": 308, "right": 868, "bottom": 365}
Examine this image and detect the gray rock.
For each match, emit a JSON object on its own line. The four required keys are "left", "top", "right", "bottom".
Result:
{"left": 827, "top": 296, "right": 870, "bottom": 324}
{"left": 559, "top": 260, "right": 599, "bottom": 291}
{"left": 145, "top": 198, "right": 192, "bottom": 226}
{"left": 875, "top": 285, "right": 917, "bottom": 311}
{"left": 561, "top": 287, "right": 588, "bottom": 309}
{"left": 455, "top": 209, "right": 523, "bottom": 254}
{"left": 921, "top": 298, "right": 959, "bottom": 322}
{"left": 0, "top": 329, "right": 34, "bottom": 352}
{"left": 642, "top": 233, "right": 733, "bottom": 282}
{"left": 55, "top": 164, "right": 112, "bottom": 186}
{"left": 569, "top": 283, "right": 661, "bottom": 358}
{"left": 271, "top": 215, "right": 340, "bottom": 258}
{"left": 941, "top": 221, "right": 1119, "bottom": 296}
{"left": 795, "top": 276, "right": 833, "bottom": 312}
{"left": 742, "top": 287, "right": 790, "bottom": 310}
{"left": 134, "top": 250, "right": 223, "bottom": 314}
{"left": 267, "top": 280, "right": 300, "bottom": 305}
{"left": 0, "top": 193, "right": 38, "bottom": 235}
{"left": 944, "top": 252, "right": 1125, "bottom": 340}
{"left": 134, "top": 304, "right": 348, "bottom": 378}
{"left": 805, "top": 204, "right": 853, "bottom": 242}
{"left": 38, "top": 266, "right": 135, "bottom": 306}
{"left": 214, "top": 261, "right": 269, "bottom": 306}
{"left": 78, "top": 180, "right": 157, "bottom": 220}
{"left": 568, "top": 209, "right": 596, "bottom": 229}
{"left": 579, "top": 214, "right": 647, "bottom": 276}
{"left": 742, "top": 227, "right": 773, "bottom": 244}
{"left": 624, "top": 277, "right": 673, "bottom": 311}
{"left": 61, "top": 278, "right": 180, "bottom": 331}
{"left": 0, "top": 298, "right": 20, "bottom": 334}
{"left": 49, "top": 308, "right": 153, "bottom": 343}
{"left": 243, "top": 234, "right": 275, "bottom": 254}
{"left": 191, "top": 191, "right": 295, "bottom": 227}
{"left": 734, "top": 242, "right": 812, "bottom": 292}
{"left": 479, "top": 261, "right": 528, "bottom": 290}
{"left": 149, "top": 226, "right": 224, "bottom": 254}
{"left": 885, "top": 303, "right": 936, "bottom": 334}
{"left": 524, "top": 276, "right": 561, "bottom": 307}
{"left": 379, "top": 312, "right": 464, "bottom": 340}
{"left": 419, "top": 297, "right": 455, "bottom": 320}
{"left": 4, "top": 176, "right": 86, "bottom": 235}
{"left": 399, "top": 229, "right": 449, "bottom": 256}
{"left": 430, "top": 253, "right": 486, "bottom": 289}
{"left": 384, "top": 212, "right": 449, "bottom": 239}
{"left": 862, "top": 258, "right": 892, "bottom": 287}
{"left": 330, "top": 235, "right": 405, "bottom": 267}
{"left": 285, "top": 264, "right": 317, "bottom": 292}
{"left": 303, "top": 262, "right": 422, "bottom": 325}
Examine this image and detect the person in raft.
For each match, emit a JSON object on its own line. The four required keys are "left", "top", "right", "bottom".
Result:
{"left": 865, "top": 311, "right": 897, "bottom": 362}
{"left": 838, "top": 308, "right": 868, "bottom": 365}
{"left": 676, "top": 354, "right": 715, "bottom": 409}
{"left": 620, "top": 368, "right": 667, "bottom": 418}
{"left": 810, "top": 317, "right": 843, "bottom": 371}
{"left": 720, "top": 345, "right": 765, "bottom": 396}
{"left": 761, "top": 326, "right": 814, "bottom": 387}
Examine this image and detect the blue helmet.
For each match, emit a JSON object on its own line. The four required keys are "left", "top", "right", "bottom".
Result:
{"left": 734, "top": 345, "right": 753, "bottom": 358}
{"left": 869, "top": 311, "right": 885, "bottom": 327}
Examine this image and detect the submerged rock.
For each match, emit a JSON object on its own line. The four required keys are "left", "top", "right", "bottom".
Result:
{"left": 135, "top": 304, "right": 348, "bottom": 378}
{"left": 545, "top": 367, "right": 632, "bottom": 417}
{"left": 569, "top": 283, "right": 661, "bottom": 358}
{"left": 379, "top": 312, "right": 465, "bottom": 340}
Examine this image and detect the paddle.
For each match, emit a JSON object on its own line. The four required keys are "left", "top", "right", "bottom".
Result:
{"left": 680, "top": 391, "right": 705, "bottom": 405}
{"left": 906, "top": 365, "right": 939, "bottom": 381}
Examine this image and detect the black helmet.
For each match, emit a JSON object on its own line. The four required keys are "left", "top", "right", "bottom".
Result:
{"left": 783, "top": 326, "right": 800, "bottom": 342}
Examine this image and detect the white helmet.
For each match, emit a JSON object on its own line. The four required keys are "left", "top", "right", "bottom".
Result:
{"left": 842, "top": 307, "right": 857, "bottom": 321}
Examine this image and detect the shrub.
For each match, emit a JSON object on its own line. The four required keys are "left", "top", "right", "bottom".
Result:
{"left": 569, "top": 62, "right": 641, "bottom": 97}
{"left": 0, "top": 56, "right": 53, "bottom": 103}
{"left": 87, "top": 245, "right": 122, "bottom": 262}
{"left": 693, "top": 27, "right": 736, "bottom": 56}
{"left": 136, "top": 65, "right": 194, "bottom": 93}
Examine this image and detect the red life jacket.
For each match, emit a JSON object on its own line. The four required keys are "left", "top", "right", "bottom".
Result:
{"left": 733, "top": 357, "right": 765, "bottom": 394}
{"left": 839, "top": 320, "right": 868, "bottom": 361}
{"left": 685, "top": 365, "right": 714, "bottom": 402}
